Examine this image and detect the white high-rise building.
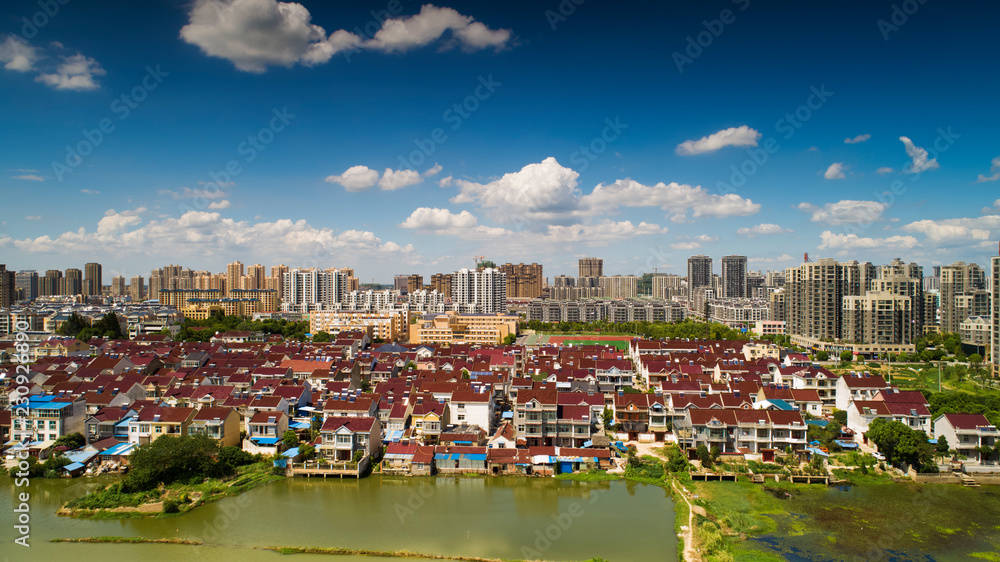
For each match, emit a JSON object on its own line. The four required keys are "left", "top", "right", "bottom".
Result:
{"left": 452, "top": 268, "right": 507, "bottom": 313}
{"left": 282, "top": 269, "right": 347, "bottom": 312}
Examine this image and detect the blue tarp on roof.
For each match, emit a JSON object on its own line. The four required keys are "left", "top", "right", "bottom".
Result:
{"left": 288, "top": 421, "right": 310, "bottom": 430}
{"left": 252, "top": 437, "right": 280, "bottom": 445}
{"left": 806, "top": 420, "right": 830, "bottom": 428}
{"left": 282, "top": 447, "right": 300, "bottom": 458}
{"left": 463, "top": 453, "right": 487, "bottom": 461}
{"left": 582, "top": 440, "right": 593, "bottom": 448}
{"left": 65, "top": 450, "right": 98, "bottom": 464}
{"left": 62, "top": 462, "right": 84, "bottom": 471}
{"left": 100, "top": 442, "right": 136, "bottom": 457}
{"left": 383, "top": 429, "right": 403, "bottom": 443}
{"left": 766, "top": 399, "right": 795, "bottom": 411}
{"left": 434, "top": 453, "right": 452, "bottom": 460}
{"left": 502, "top": 411, "right": 514, "bottom": 419}
{"left": 834, "top": 440, "right": 858, "bottom": 449}
{"left": 806, "top": 447, "right": 829, "bottom": 457}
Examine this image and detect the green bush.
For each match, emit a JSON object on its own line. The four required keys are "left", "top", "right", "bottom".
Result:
{"left": 163, "top": 500, "right": 180, "bottom": 514}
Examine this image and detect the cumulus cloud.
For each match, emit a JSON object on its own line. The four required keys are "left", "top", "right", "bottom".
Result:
{"left": 844, "top": 134, "right": 870, "bottom": 144}
{"left": 737, "top": 223, "right": 791, "bottom": 237}
{"left": 974, "top": 156, "right": 1000, "bottom": 183}
{"left": 902, "top": 216, "right": 1000, "bottom": 243}
{"left": 423, "top": 163, "right": 443, "bottom": 177}
{"left": 544, "top": 220, "right": 667, "bottom": 244}
{"left": 899, "top": 136, "right": 939, "bottom": 174}
{"left": 798, "top": 200, "right": 886, "bottom": 225}
{"left": 35, "top": 53, "right": 105, "bottom": 91}
{"left": 24, "top": 215, "right": 42, "bottom": 220}
{"left": 80, "top": 189, "right": 100, "bottom": 194}
{"left": 675, "top": 125, "right": 761, "bottom": 155}
{"left": 160, "top": 186, "right": 229, "bottom": 200}
{"left": 207, "top": 199, "right": 231, "bottom": 209}
{"left": 0, "top": 36, "right": 41, "bottom": 71}
{"left": 379, "top": 168, "right": 423, "bottom": 191}
{"left": 12, "top": 174, "right": 44, "bottom": 181}
{"left": 818, "top": 230, "right": 919, "bottom": 251}
{"left": 581, "top": 178, "right": 761, "bottom": 221}
{"left": 671, "top": 241, "right": 702, "bottom": 250}
{"left": 448, "top": 157, "right": 582, "bottom": 224}
{"left": 12, "top": 208, "right": 413, "bottom": 261}
{"left": 325, "top": 165, "right": 379, "bottom": 191}
{"left": 180, "top": 0, "right": 511, "bottom": 73}
{"left": 875, "top": 167, "right": 893, "bottom": 174}
{"left": 749, "top": 254, "right": 795, "bottom": 264}
{"left": 823, "top": 162, "right": 847, "bottom": 180}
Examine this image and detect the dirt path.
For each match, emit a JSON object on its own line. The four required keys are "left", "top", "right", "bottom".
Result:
{"left": 671, "top": 479, "right": 701, "bottom": 562}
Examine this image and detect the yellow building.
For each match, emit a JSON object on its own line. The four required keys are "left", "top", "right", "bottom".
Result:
{"left": 409, "top": 311, "right": 518, "bottom": 345}
{"left": 310, "top": 309, "right": 409, "bottom": 341}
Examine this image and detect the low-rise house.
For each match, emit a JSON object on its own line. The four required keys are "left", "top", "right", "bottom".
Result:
{"left": 189, "top": 407, "right": 241, "bottom": 448}
{"left": 932, "top": 413, "right": 999, "bottom": 464}
{"left": 410, "top": 398, "right": 448, "bottom": 445}
{"left": 318, "top": 416, "right": 382, "bottom": 462}
{"left": 835, "top": 374, "right": 890, "bottom": 412}
{"left": 676, "top": 408, "right": 808, "bottom": 454}
{"left": 847, "top": 400, "right": 931, "bottom": 437}
{"left": 127, "top": 406, "right": 196, "bottom": 444}
{"left": 11, "top": 394, "right": 87, "bottom": 443}
{"left": 245, "top": 411, "right": 289, "bottom": 454}
{"left": 449, "top": 387, "right": 495, "bottom": 432}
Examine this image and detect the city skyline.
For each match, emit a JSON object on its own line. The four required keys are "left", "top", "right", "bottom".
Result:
{"left": 3, "top": 1, "right": 1000, "bottom": 282}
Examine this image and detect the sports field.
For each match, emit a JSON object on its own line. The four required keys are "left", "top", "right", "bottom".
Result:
{"left": 521, "top": 333, "right": 634, "bottom": 350}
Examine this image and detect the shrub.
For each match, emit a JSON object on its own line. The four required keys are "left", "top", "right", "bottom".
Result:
{"left": 163, "top": 500, "right": 180, "bottom": 514}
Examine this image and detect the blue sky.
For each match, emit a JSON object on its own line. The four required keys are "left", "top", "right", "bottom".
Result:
{"left": 2, "top": 0, "right": 999, "bottom": 284}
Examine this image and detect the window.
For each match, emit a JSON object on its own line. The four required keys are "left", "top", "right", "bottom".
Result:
{"left": 457, "top": 414, "right": 465, "bottom": 421}
{"left": 155, "top": 426, "right": 162, "bottom": 433}
{"left": 48, "top": 420, "right": 57, "bottom": 430}
{"left": 336, "top": 434, "right": 352, "bottom": 445}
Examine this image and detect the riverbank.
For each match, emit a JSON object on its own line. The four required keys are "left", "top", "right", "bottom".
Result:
{"left": 58, "top": 461, "right": 282, "bottom": 518}
{"left": 52, "top": 536, "right": 202, "bottom": 545}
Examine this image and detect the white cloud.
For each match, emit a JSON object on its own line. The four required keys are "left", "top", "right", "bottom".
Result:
{"left": 13, "top": 208, "right": 414, "bottom": 260}
{"left": 671, "top": 241, "right": 702, "bottom": 250}
{"left": 818, "top": 231, "right": 919, "bottom": 251}
{"left": 581, "top": 178, "right": 760, "bottom": 221}
{"left": 875, "top": 167, "right": 893, "bottom": 174}
{"left": 798, "top": 200, "right": 886, "bottom": 225}
{"left": 749, "top": 253, "right": 794, "bottom": 264}
{"left": 400, "top": 207, "right": 479, "bottom": 230}
{"left": 844, "top": 134, "right": 870, "bottom": 144}
{"left": 180, "top": 0, "right": 511, "bottom": 73}
{"left": 24, "top": 215, "right": 41, "bottom": 220}
{"left": 11, "top": 174, "right": 44, "bottom": 181}
{"left": 160, "top": 186, "right": 229, "bottom": 199}
{"left": 448, "top": 157, "right": 582, "bottom": 224}
{"left": 379, "top": 168, "right": 423, "bottom": 191}
{"left": 974, "top": 156, "right": 1000, "bottom": 183}
{"left": 208, "top": 199, "right": 231, "bottom": 209}
{"left": 35, "top": 53, "right": 105, "bottom": 91}
{"left": 675, "top": 125, "right": 761, "bottom": 155}
{"left": 823, "top": 162, "right": 847, "bottom": 180}
{"left": 325, "top": 165, "right": 379, "bottom": 191}
{"left": 899, "top": 136, "right": 939, "bottom": 174}
{"left": 80, "top": 189, "right": 100, "bottom": 194}
{"left": 97, "top": 207, "right": 146, "bottom": 235}
{"left": 423, "top": 163, "right": 443, "bottom": 177}
{"left": 365, "top": 4, "right": 510, "bottom": 53}
{"left": 902, "top": 216, "right": 1000, "bottom": 243}
{"left": 0, "top": 36, "right": 41, "bottom": 71}
{"left": 544, "top": 220, "right": 666, "bottom": 245}
{"left": 737, "top": 223, "right": 791, "bottom": 237}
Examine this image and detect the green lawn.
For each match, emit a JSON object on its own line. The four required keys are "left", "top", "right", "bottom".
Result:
{"left": 561, "top": 339, "right": 629, "bottom": 351}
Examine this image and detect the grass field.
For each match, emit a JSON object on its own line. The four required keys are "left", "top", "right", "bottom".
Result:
{"left": 560, "top": 339, "right": 630, "bottom": 350}
{"left": 522, "top": 333, "right": 635, "bottom": 350}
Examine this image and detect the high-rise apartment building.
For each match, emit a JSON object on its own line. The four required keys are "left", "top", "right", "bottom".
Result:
{"left": 226, "top": 260, "right": 244, "bottom": 296}
{"left": 406, "top": 274, "right": 424, "bottom": 295}
{"left": 452, "top": 268, "right": 507, "bottom": 313}
{"left": 600, "top": 275, "right": 638, "bottom": 299}
{"left": 687, "top": 255, "right": 713, "bottom": 303}
{"left": 578, "top": 257, "right": 603, "bottom": 279}
{"left": 394, "top": 274, "right": 411, "bottom": 295}
{"left": 940, "top": 262, "right": 986, "bottom": 333}
{"left": 871, "top": 270, "right": 924, "bottom": 336}
{"left": 62, "top": 268, "right": 83, "bottom": 296}
{"left": 651, "top": 274, "right": 684, "bottom": 300}
{"left": 499, "top": 263, "right": 543, "bottom": 299}
{"left": 247, "top": 264, "right": 266, "bottom": 290}
{"left": 129, "top": 275, "right": 145, "bottom": 302}
{"left": 721, "top": 255, "right": 748, "bottom": 298}
{"left": 282, "top": 269, "right": 347, "bottom": 312}
{"left": 40, "top": 270, "right": 62, "bottom": 297}
{"left": 746, "top": 271, "right": 766, "bottom": 298}
{"left": 15, "top": 270, "right": 38, "bottom": 301}
{"left": 842, "top": 291, "right": 916, "bottom": 345}
{"left": 784, "top": 258, "right": 868, "bottom": 341}
{"left": 84, "top": 262, "right": 102, "bottom": 296}
{"left": 111, "top": 276, "right": 126, "bottom": 296}
{"left": 430, "top": 273, "right": 453, "bottom": 298}
{"left": 0, "top": 265, "right": 15, "bottom": 307}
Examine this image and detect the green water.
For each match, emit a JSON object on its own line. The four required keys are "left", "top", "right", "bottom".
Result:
{"left": 747, "top": 481, "right": 1000, "bottom": 561}
{"left": 1, "top": 474, "right": 677, "bottom": 562}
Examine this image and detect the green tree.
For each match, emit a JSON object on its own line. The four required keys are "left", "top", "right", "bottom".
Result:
{"left": 969, "top": 353, "right": 983, "bottom": 373}
{"left": 936, "top": 435, "right": 950, "bottom": 455}
{"left": 299, "top": 443, "right": 315, "bottom": 460}
{"left": 53, "top": 432, "right": 86, "bottom": 450}
{"left": 282, "top": 430, "right": 299, "bottom": 449}
{"left": 502, "top": 333, "right": 517, "bottom": 345}
{"left": 840, "top": 350, "right": 854, "bottom": 363}
{"left": 696, "top": 444, "right": 712, "bottom": 468}
{"left": 123, "top": 434, "right": 230, "bottom": 493}
{"left": 602, "top": 407, "right": 614, "bottom": 430}
{"left": 312, "top": 331, "right": 332, "bottom": 343}
{"left": 815, "top": 350, "right": 830, "bottom": 361}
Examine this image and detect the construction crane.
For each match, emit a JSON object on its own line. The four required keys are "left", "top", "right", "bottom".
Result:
{"left": 473, "top": 255, "right": 486, "bottom": 267}
{"left": 804, "top": 252, "right": 812, "bottom": 263}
